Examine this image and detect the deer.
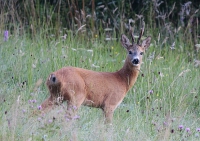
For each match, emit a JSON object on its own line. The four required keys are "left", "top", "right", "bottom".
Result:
{"left": 40, "top": 23, "right": 151, "bottom": 124}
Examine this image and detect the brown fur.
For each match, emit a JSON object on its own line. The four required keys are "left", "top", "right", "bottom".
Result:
{"left": 41, "top": 34, "right": 151, "bottom": 123}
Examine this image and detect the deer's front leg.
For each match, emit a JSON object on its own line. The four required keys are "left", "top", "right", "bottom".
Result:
{"left": 103, "top": 107, "right": 115, "bottom": 124}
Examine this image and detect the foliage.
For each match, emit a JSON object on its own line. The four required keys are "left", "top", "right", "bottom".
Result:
{"left": 0, "top": 0, "right": 200, "bottom": 47}
{"left": 0, "top": 0, "right": 200, "bottom": 140}
{"left": 0, "top": 30, "right": 200, "bottom": 140}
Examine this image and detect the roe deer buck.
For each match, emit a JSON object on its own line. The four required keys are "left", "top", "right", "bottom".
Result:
{"left": 40, "top": 24, "right": 151, "bottom": 123}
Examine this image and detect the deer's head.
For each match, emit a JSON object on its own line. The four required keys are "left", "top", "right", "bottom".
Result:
{"left": 121, "top": 34, "right": 151, "bottom": 67}
{"left": 121, "top": 21, "right": 151, "bottom": 67}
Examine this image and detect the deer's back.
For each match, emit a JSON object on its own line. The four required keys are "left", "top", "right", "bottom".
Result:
{"left": 49, "top": 66, "right": 127, "bottom": 108}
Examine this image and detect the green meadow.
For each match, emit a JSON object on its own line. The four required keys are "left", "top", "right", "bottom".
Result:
{"left": 0, "top": 31, "right": 200, "bottom": 140}
{"left": 0, "top": 0, "right": 200, "bottom": 140}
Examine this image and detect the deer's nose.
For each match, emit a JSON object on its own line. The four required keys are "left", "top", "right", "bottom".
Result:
{"left": 132, "top": 58, "right": 139, "bottom": 64}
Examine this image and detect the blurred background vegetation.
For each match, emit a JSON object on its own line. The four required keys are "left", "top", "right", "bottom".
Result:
{"left": 0, "top": 0, "right": 200, "bottom": 53}
{"left": 1, "top": 1, "right": 200, "bottom": 140}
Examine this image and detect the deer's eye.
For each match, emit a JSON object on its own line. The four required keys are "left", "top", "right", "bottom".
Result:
{"left": 129, "top": 51, "right": 132, "bottom": 54}
{"left": 140, "top": 52, "right": 144, "bottom": 55}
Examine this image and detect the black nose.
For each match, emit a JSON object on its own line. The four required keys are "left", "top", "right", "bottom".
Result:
{"left": 132, "top": 58, "right": 139, "bottom": 64}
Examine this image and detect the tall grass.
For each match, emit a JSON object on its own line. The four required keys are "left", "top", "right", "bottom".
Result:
{"left": 0, "top": 0, "right": 200, "bottom": 140}
{"left": 0, "top": 0, "right": 199, "bottom": 47}
{"left": 0, "top": 29, "right": 200, "bottom": 140}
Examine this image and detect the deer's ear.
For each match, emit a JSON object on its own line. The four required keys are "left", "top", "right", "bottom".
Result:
{"left": 121, "top": 34, "right": 131, "bottom": 50}
{"left": 141, "top": 36, "right": 151, "bottom": 49}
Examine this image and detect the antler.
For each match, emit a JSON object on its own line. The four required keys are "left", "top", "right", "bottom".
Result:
{"left": 131, "top": 31, "right": 135, "bottom": 44}
{"left": 129, "top": 26, "right": 135, "bottom": 44}
{"left": 137, "top": 20, "right": 145, "bottom": 44}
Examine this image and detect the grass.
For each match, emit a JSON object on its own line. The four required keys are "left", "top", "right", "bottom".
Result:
{"left": 0, "top": 31, "right": 200, "bottom": 141}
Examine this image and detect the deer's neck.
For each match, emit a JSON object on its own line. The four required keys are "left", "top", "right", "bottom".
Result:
{"left": 116, "top": 59, "right": 140, "bottom": 91}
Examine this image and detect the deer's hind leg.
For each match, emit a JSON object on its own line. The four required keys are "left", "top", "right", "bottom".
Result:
{"left": 65, "top": 93, "right": 86, "bottom": 120}
{"left": 41, "top": 95, "right": 55, "bottom": 111}
{"left": 67, "top": 93, "right": 86, "bottom": 110}
{"left": 62, "top": 82, "right": 87, "bottom": 119}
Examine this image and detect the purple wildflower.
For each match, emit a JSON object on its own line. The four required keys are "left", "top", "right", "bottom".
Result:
{"left": 72, "top": 105, "right": 77, "bottom": 110}
{"left": 4, "top": 30, "right": 8, "bottom": 41}
{"left": 28, "top": 100, "right": 32, "bottom": 104}
{"left": 38, "top": 105, "right": 42, "bottom": 110}
{"left": 42, "top": 113, "right": 45, "bottom": 117}
{"left": 66, "top": 118, "right": 70, "bottom": 121}
{"left": 57, "top": 110, "right": 61, "bottom": 114}
{"left": 163, "top": 121, "right": 167, "bottom": 126}
{"left": 196, "top": 128, "right": 200, "bottom": 132}
{"left": 32, "top": 99, "right": 37, "bottom": 103}
{"left": 148, "top": 90, "right": 153, "bottom": 94}
{"left": 22, "top": 109, "right": 26, "bottom": 113}
{"left": 38, "top": 117, "right": 42, "bottom": 121}
{"left": 186, "top": 128, "right": 190, "bottom": 132}
{"left": 29, "top": 99, "right": 37, "bottom": 103}
{"left": 73, "top": 115, "right": 80, "bottom": 120}
{"left": 48, "top": 119, "right": 53, "bottom": 123}
{"left": 178, "top": 125, "right": 184, "bottom": 130}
